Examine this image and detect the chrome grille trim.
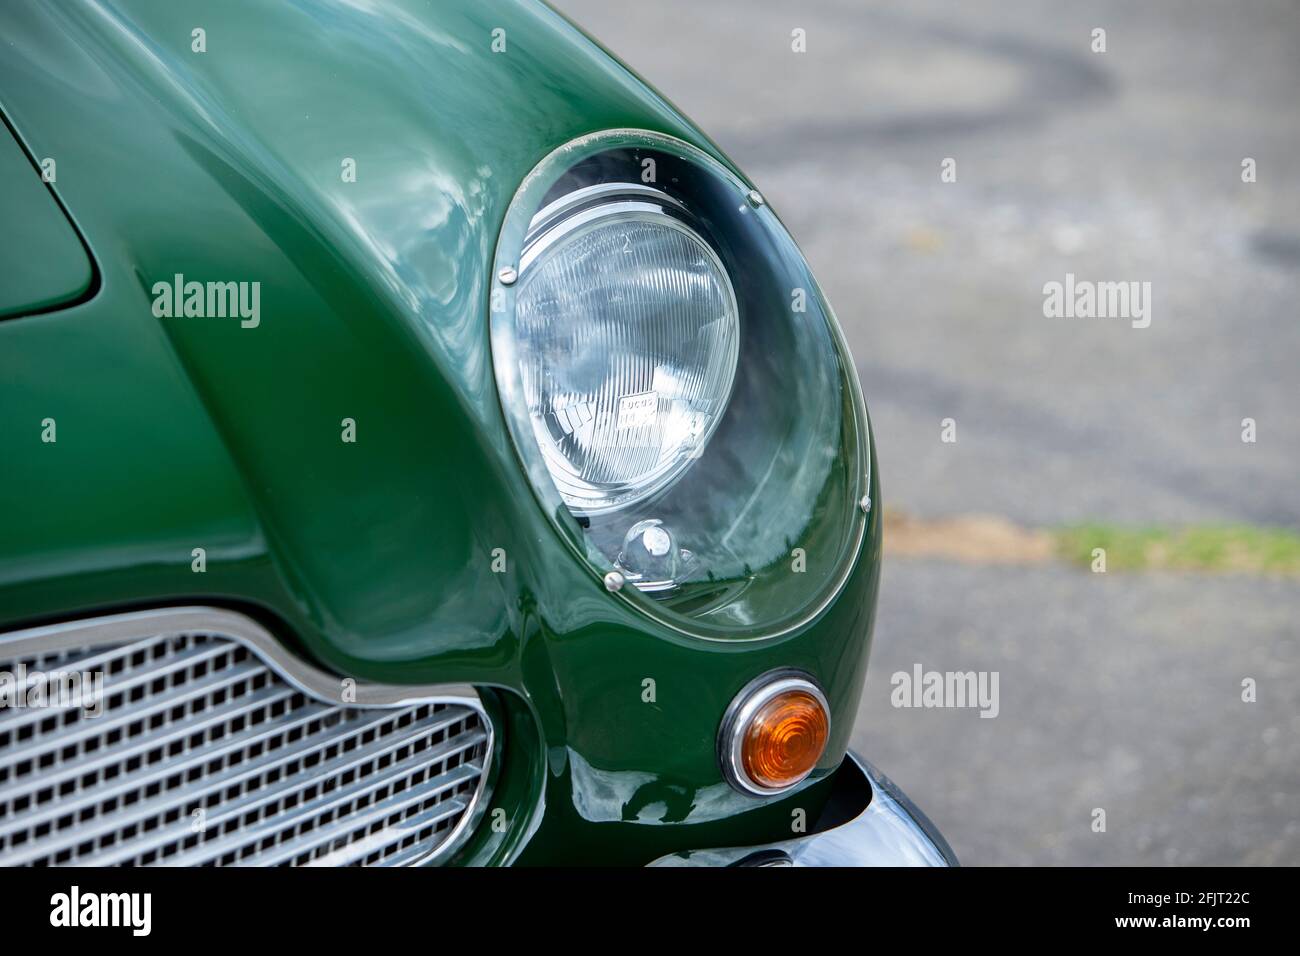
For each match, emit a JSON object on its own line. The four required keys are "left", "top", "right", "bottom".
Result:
{"left": 0, "top": 607, "right": 492, "bottom": 867}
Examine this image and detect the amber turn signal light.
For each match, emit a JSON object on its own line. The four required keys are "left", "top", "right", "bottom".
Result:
{"left": 719, "top": 672, "right": 830, "bottom": 796}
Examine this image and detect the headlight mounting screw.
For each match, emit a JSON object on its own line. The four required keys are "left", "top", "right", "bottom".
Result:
{"left": 498, "top": 266, "right": 518, "bottom": 286}
{"left": 859, "top": 495, "right": 872, "bottom": 514}
{"left": 745, "top": 189, "right": 765, "bottom": 208}
{"left": 603, "top": 570, "right": 625, "bottom": 592}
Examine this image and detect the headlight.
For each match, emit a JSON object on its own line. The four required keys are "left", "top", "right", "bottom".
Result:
{"left": 491, "top": 131, "right": 869, "bottom": 637}
{"left": 514, "top": 187, "right": 740, "bottom": 515}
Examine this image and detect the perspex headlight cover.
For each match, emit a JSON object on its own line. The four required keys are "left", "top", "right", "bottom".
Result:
{"left": 491, "top": 131, "right": 870, "bottom": 638}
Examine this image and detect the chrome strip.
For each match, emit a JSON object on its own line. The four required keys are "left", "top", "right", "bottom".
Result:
{"left": 0, "top": 607, "right": 480, "bottom": 709}
{"left": 650, "top": 751, "right": 958, "bottom": 867}
{"left": 0, "top": 606, "right": 493, "bottom": 867}
{"left": 525, "top": 181, "right": 688, "bottom": 244}
{"left": 519, "top": 199, "right": 677, "bottom": 275}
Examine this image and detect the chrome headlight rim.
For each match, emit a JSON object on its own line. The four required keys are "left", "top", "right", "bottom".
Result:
{"left": 490, "top": 129, "right": 870, "bottom": 642}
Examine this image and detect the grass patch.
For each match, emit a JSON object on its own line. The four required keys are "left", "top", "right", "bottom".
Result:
{"left": 1055, "top": 523, "right": 1300, "bottom": 576}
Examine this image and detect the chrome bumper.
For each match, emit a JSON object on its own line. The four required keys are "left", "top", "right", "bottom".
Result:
{"left": 649, "top": 751, "right": 957, "bottom": 867}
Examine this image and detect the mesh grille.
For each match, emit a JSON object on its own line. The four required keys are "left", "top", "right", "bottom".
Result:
{"left": 0, "top": 632, "right": 489, "bottom": 866}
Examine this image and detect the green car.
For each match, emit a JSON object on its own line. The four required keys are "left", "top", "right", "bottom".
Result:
{"left": 0, "top": 0, "right": 954, "bottom": 867}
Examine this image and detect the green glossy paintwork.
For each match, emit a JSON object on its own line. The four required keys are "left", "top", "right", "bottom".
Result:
{"left": 0, "top": 0, "right": 882, "bottom": 864}
{"left": 0, "top": 119, "right": 93, "bottom": 318}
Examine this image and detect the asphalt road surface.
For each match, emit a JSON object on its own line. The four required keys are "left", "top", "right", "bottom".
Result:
{"left": 555, "top": 0, "right": 1300, "bottom": 864}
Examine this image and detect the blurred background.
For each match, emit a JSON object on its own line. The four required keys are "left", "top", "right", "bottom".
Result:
{"left": 555, "top": 0, "right": 1300, "bottom": 864}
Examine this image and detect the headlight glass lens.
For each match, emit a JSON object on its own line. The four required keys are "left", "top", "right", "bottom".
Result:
{"left": 515, "top": 208, "right": 740, "bottom": 514}
{"left": 491, "top": 131, "right": 869, "bottom": 637}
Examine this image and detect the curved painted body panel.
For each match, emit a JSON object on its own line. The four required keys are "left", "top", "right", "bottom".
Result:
{"left": 0, "top": 0, "right": 882, "bottom": 863}
{"left": 0, "top": 118, "right": 93, "bottom": 318}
